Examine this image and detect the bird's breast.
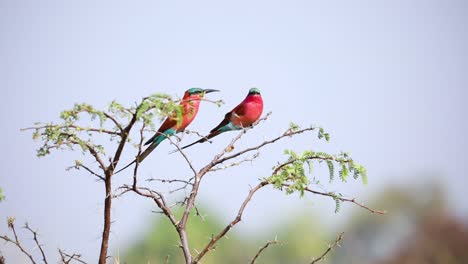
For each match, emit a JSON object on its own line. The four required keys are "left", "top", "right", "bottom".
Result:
{"left": 232, "top": 101, "right": 263, "bottom": 127}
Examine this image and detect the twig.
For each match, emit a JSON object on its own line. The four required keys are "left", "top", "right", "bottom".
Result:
{"left": 285, "top": 185, "right": 386, "bottom": 215}
{"left": 250, "top": 239, "right": 280, "bottom": 264}
{"left": 103, "top": 112, "right": 124, "bottom": 133}
{"left": 192, "top": 181, "right": 269, "bottom": 263}
{"left": 59, "top": 249, "right": 87, "bottom": 264}
{"left": 21, "top": 125, "right": 120, "bottom": 136}
{"left": 167, "top": 136, "right": 198, "bottom": 176}
{"left": 147, "top": 178, "right": 194, "bottom": 186}
{"left": 68, "top": 140, "right": 107, "bottom": 172}
{"left": 214, "top": 126, "right": 316, "bottom": 167}
{"left": 210, "top": 152, "right": 260, "bottom": 172}
{"left": 0, "top": 218, "right": 37, "bottom": 264}
{"left": 67, "top": 162, "right": 105, "bottom": 181}
{"left": 24, "top": 223, "right": 48, "bottom": 264}
{"left": 310, "top": 232, "right": 344, "bottom": 264}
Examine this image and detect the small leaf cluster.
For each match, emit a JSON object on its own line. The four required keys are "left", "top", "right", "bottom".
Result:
{"left": 0, "top": 187, "right": 4, "bottom": 202}
{"left": 268, "top": 150, "right": 311, "bottom": 196}
{"left": 268, "top": 148, "right": 368, "bottom": 197}
{"left": 329, "top": 192, "right": 343, "bottom": 213}
{"left": 317, "top": 127, "right": 330, "bottom": 142}
{"left": 32, "top": 124, "right": 105, "bottom": 157}
{"left": 60, "top": 103, "right": 107, "bottom": 126}
{"left": 335, "top": 152, "right": 368, "bottom": 185}
{"left": 135, "top": 93, "right": 182, "bottom": 129}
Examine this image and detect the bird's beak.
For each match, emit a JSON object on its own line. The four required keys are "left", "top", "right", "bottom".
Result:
{"left": 203, "top": 89, "right": 220, "bottom": 94}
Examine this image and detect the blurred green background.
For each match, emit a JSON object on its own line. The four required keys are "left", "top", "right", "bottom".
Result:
{"left": 122, "top": 181, "right": 468, "bottom": 264}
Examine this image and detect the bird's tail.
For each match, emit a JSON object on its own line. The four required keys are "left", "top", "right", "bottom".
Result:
{"left": 113, "top": 143, "right": 159, "bottom": 175}
{"left": 169, "top": 131, "right": 221, "bottom": 154}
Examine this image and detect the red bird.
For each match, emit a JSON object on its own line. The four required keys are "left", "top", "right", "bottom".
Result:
{"left": 178, "top": 88, "right": 263, "bottom": 151}
{"left": 115, "top": 88, "right": 218, "bottom": 174}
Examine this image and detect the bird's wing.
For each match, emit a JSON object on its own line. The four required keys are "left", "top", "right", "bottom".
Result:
{"left": 209, "top": 103, "right": 246, "bottom": 133}
{"left": 144, "top": 117, "right": 177, "bottom": 145}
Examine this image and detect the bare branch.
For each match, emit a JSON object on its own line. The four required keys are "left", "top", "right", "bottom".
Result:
{"left": 59, "top": 249, "right": 87, "bottom": 264}
{"left": 310, "top": 232, "right": 344, "bottom": 264}
{"left": 103, "top": 112, "right": 124, "bottom": 133}
{"left": 24, "top": 223, "right": 48, "bottom": 264}
{"left": 167, "top": 136, "right": 198, "bottom": 176}
{"left": 294, "top": 185, "right": 386, "bottom": 215}
{"left": 67, "top": 162, "right": 105, "bottom": 181}
{"left": 250, "top": 239, "right": 281, "bottom": 264}
{"left": 0, "top": 218, "right": 37, "bottom": 264}
{"left": 278, "top": 184, "right": 386, "bottom": 214}
{"left": 210, "top": 152, "right": 260, "bottom": 172}
{"left": 119, "top": 122, "right": 179, "bottom": 226}
{"left": 67, "top": 140, "right": 108, "bottom": 172}
{"left": 214, "top": 125, "right": 317, "bottom": 167}
{"left": 192, "top": 181, "right": 269, "bottom": 263}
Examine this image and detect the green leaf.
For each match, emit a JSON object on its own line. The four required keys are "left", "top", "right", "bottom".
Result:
{"left": 339, "top": 163, "right": 349, "bottom": 182}
{"left": 0, "top": 187, "right": 5, "bottom": 202}
{"left": 326, "top": 160, "right": 334, "bottom": 183}
{"left": 289, "top": 122, "right": 300, "bottom": 131}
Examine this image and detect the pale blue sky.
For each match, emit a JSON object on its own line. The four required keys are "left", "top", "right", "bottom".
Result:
{"left": 1, "top": 0, "right": 467, "bottom": 262}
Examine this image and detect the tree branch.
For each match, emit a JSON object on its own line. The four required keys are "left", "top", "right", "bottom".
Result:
{"left": 59, "top": 249, "right": 87, "bottom": 264}
{"left": 103, "top": 112, "right": 124, "bottom": 133}
{"left": 192, "top": 181, "right": 269, "bottom": 263}
{"left": 21, "top": 125, "right": 120, "bottom": 136}
{"left": 294, "top": 185, "right": 386, "bottom": 215}
{"left": 215, "top": 126, "right": 316, "bottom": 167}
{"left": 310, "top": 232, "right": 344, "bottom": 264}
{"left": 250, "top": 239, "right": 280, "bottom": 264}
{"left": 0, "top": 218, "right": 37, "bottom": 264}
{"left": 24, "top": 223, "right": 48, "bottom": 264}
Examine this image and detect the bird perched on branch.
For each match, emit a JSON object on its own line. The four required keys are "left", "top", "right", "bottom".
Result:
{"left": 115, "top": 88, "right": 219, "bottom": 174}
{"left": 176, "top": 88, "right": 263, "bottom": 151}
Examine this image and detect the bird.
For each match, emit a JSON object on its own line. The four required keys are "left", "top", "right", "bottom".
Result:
{"left": 175, "top": 88, "right": 263, "bottom": 151}
{"left": 114, "top": 88, "right": 219, "bottom": 174}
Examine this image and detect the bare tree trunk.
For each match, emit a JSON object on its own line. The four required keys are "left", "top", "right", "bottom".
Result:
{"left": 99, "top": 175, "right": 112, "bottom": 264}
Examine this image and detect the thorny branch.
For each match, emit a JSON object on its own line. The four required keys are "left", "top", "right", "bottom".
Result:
{"left": 23, "top": 223, "right": 48, "bottom": 264}
{"left": 281, "top": 184, "right": 386, "bottom": 215}
{"left": 192, "top": 181, "right": 269, "bottom": 263}
{"left": 67, "top": 162, "right": 105, "bottom": 181}
{"left": 0, "top": 218, "right": 38, "bottom": 264}
{"left": 250, "top": 239, "right": 281, "bottom": 264}
{"left": 59, "top": 249, "right": 87, "bottom": 264}
{"left": 310, "top": 232, "right": 344, "bottom": 264}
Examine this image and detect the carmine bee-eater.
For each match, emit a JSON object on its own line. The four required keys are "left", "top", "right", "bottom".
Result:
{"left": 115, "top": 88, "right": 219, "bottom": 174}
{"left": 177, "top": 88, "right": 263, "bottom": 151}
